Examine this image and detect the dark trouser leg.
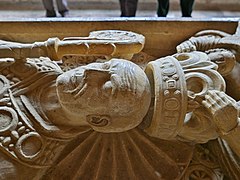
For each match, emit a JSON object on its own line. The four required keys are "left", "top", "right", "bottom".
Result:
{"left": 56, "top": 0, "right": 69, "bottom": 17}
{"left": 119, "top": 0, "right": 127, "bottom": 17}
{"left": 157, "top": 0, "right": 169, "bottom": 17}
{"left": 180, "top": 0, "right": 194, "bottom": 17}
{"left": 126, "top": 0, "right": 138, "bottom": 17}
{"left": 119, "top": 0, "right": 138, "bottom": 17}
{"left": 42, "top": 0, "right": 56, "bottom": 17}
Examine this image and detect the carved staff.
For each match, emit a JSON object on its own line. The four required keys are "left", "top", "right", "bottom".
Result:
{"left": 0, "top": 30, "right": 145, "bottom": 60}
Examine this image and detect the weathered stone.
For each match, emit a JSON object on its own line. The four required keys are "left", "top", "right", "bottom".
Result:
{"left": 0, "top": 23, "right": 239, "bottom": 179}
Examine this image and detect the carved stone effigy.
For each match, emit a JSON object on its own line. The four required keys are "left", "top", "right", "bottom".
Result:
{"left": 0, "top": 26, "right": 240, "bottom": 180}
{"left": 177, "top": 21, "right": 240, "bottom": 180}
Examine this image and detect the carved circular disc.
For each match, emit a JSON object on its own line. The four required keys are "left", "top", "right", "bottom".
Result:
{"left": 183, "top": 164, "right": 219, "bottom": 180}
{"left": 0, "top": 107, "right": 18, "bottom": 133}
{"left": 185, "top": 73, "right": 212, "bottom": 97}
{"left": 15, "top": 132, "right": 43, "bottom": 161}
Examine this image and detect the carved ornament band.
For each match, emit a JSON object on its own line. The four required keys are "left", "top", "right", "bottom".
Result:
{"left": 145, "top": 57, "right": 188, "bottom": 140}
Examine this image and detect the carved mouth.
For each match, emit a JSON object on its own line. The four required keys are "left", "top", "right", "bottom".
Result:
{"left": 87, "top": 115, "right": 110, "bottom": 127}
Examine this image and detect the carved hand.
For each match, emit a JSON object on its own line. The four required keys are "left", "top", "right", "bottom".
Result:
{"left": 176, "top": 40, "right": 196, "bottom": 53}
{"left": 202, "top": 90, "right": 239, "bottom": 134}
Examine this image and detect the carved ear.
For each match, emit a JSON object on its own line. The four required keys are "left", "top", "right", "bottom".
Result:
{"left": 86, "top": 115, "right": 111, "bottom": 127}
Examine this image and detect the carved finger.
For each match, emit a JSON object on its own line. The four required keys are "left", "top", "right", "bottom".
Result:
{"left": 209, "top": 91, "right": 226, "bottom": 106}
{"left": 218, "top": 91, "right": 228, "bottom": 103}
{"left": 202, "top": 99, "right": 220, "bottom": 114}
{"left": 176, "top": 45, "right": 183, "bottom": 53}
{"left": 211, "top": 101, "right": 222, "bottom": 114}
{"left": 218, "top": 91, "right": 236, "bottom": 105}
{"left": 179, "top": 42, "right": 191, "bottom": 52}
{"left": 207, "top": 90, "right": 220, "bottom": 99}
{"left": 190, "top": 43, "right": 196, "bottom": 51}
{"left": 176, "top": 43, "right": 184, "bottom": 53}
{"left": 202, "top": 100, "right": 212, "bottom": 109}
{"left": 205, "top": 94, "right": 216, "bottom": 105}
{"left": 205, "top": 94, "right": 221, "bottom": 112}
{"left": 226, "top": 95, "right": 237, "bottom": 105}
{"left": 186, "top": 41, "right": 195, "bottom": 52}
{"left": 182, "top": 42, "right": 191, "bottom": 52}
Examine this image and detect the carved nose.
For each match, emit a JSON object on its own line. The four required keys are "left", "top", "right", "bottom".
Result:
{"left": 57, "top": 79, "right": 64, "bottom": 85}
{"left": 56, "top": 75, "right": 69, "bottom": 86}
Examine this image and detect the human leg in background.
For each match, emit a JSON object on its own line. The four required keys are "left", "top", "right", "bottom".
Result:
{"left": 42, "top": 0, "right": 56, "bottom": 17}
{"left": 157, "top": 0, "right": 169, "bottom": 17}
{"left": 180, "top": 0, "right": 195, "bottom": 17}
{"left": 119, "top": 0, "right": 138, "bottom": 17}
{"left": 56, "top": 0, "right": 69, "bottom": 17}
{"left": 119, "top": 0, "right": 127, "bottom": 17}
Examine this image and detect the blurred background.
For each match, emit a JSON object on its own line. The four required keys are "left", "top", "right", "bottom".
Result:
{"left": 0, "top": 0, "right": 239, "bottom": 18}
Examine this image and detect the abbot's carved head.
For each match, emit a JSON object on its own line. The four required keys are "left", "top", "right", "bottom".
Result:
{"left": 56, "top": 59, "right": 151, "bottom": 133}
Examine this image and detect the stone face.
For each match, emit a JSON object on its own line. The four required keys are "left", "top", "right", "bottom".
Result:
{"left": 0, "top": 25, "right": 240, "bottom": 179}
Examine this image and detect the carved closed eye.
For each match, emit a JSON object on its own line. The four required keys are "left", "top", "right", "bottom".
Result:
{"left": 102, "top": 63, "right": 111, "bottom": 70}
{"left": 87, "top": 115, "right": 110, "bottom": 127}
{"left": 70, "top": 75, "right": 80, "bottom": 89}
{"left": 71, "top": 75, "right": 77, "bottom": 84}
